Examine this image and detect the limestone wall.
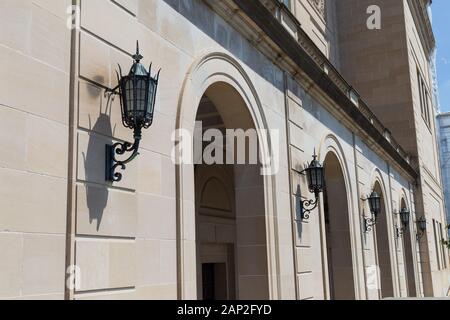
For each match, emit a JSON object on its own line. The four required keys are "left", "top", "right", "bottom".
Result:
{"left": 334, "top": 0, "right": 450, "bottom": 296}
{"left": 0, "top": 0, "right": 71, "bottom": 300}
{"left": 403, "top": 0, "right": 449, "bottom": 296}
{"left": 287, "top": 0, "right": 340, "bottom": 66}
{"left": 286, "top": 74, "right": 421, "bottom": 299}
{"left": 0, "top": 0, "right": 437, "bottom": 300}
{"left": 70, "top": 0, "right": 296, "bottom": 300}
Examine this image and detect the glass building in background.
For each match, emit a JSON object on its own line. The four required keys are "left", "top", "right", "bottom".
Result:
{"left": 438, "top": 113, "right": 450, "bottom": 236}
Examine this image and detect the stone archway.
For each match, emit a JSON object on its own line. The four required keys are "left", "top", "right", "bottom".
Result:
{"left": 322, "top": 152, "right": 356, "bottom": 300}
{"left": 373, "top": 181, "right": 395, "bottom": 298}
{"left": 400, "top": 196, "right": 417, "bottom": 297}
{"left": 174, "top": 52, "right": 280, "bottom": 300}
{"left": 193, "top": 85, "right": 269, "bottom": 300}
{"left": 317, "top": 134, "right": 364, "bottom": 300}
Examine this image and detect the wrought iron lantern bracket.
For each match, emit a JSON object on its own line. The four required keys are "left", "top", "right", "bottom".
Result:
{"left": 296, "top": 152, "right": 325, "bottom": 221}
{"left": 394, "top": 209, "right": 409, "bottom": 239}
{"left": 361, "top": 192, "right": 381, "bottom": 233}
{"left": 393, "top": 209, "right": 410, "bottom": 239}
{"left": 105, "top": 84, "right": 120, "bottom": 96}
{"left": 103, "top": 41, "right": 160, "bottom": 183}
{"left": 299, "top": 190, "right": 320, "bottom": 221}
{"left": 105, "top": 128, "right": 142, "bottom": 183}
{"left": 416, "top": 230, "right": 425, "bottom": 241}
{"left": 364, "top": 217, "right": 377, "bottom": 233}
{"left": 395, "top": 225, "right": 405, "bottom": 239}
{"left": 416, "top": 217, "right": 427, "bottom": 241}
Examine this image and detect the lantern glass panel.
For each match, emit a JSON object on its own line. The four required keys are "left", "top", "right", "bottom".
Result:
{"left": 309, "top": 168, "right": 316, "bottom": 191}
{"left": 375, "top": 197, "right": 381, "bottom": 213}
{"left": 315, "top": 168, "right": 321, "bottom": 189}
{"left": 148, "top": 80, "right": 156, "bottom": 113}
{"left": 400, "top": 208, "right": 410, "bottom": 227}
{"left": 369, "top": 192, "right": 381, "bottom": 217}
{"left": 317, "top": 167, "right": 324, "bottom": 191}
{"left": 116, "top": 43, "right": 160, "bottom": 132}
{"left": 418, "top": 217, "right": 427, "bottom": 232}
{"left": 136, "top": 78, "right": 147, "bottom": 114}
{"left": 125, "top": 78, "right": 134, "bottom": 119}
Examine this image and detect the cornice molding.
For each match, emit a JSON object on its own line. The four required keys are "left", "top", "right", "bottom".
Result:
{"left": 307, "top": 0, "right": 325, "bottom": 18}
{"left": 207, "top": 0, "right": 418, "bottom": 180}
{"left": 407, "top": 0, "right": 435, "bottom": 57}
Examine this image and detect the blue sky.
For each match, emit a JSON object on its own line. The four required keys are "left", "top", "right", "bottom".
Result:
{"left": 432, "top": 0, "right": 450, "bottom": 112}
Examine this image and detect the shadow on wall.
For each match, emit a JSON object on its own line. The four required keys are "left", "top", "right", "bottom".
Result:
{"left": 82, "top": 77, "right": 115, "bottom": 231}
{"left": 162, "top": 0, "right": 284, "bottom": 92}
{"left": 295, "top": 184, "right": 304, "bottom": 239}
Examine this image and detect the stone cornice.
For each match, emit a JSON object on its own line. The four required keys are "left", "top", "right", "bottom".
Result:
{"left": 407, "top": 0, "right": 435, "bottom": 56}
{"left": 307, "top": 0, "right": 325, "bottom": 19}
{"left": 206, "top": 0, "right": 418, "bottom": 180}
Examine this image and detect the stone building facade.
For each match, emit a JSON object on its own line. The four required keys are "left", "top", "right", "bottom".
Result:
{"left": 0, "top": 0, "right": 449, "bottom": 300}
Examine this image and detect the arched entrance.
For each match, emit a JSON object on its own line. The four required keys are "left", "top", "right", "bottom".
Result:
{"left": 322, "top": 152, "right": 356, "bottom": 300}
{"left": 175, "top": 52, "right": 280, "bottom": 300}
{"left": 400, "top": 198, "right": 417, "bottom": 297}
{"left": 373, "top": 182, "right": 394, "bottom": 298}
{"left": 193, "top": 85, "right": 269, "bottom": 300}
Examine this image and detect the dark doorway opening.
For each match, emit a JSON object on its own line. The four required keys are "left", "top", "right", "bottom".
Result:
{"left": 373, "top": 182, "right": 394, "bottom": 298}
{"left": 202, "top": 263, "right": 228, "bottom": 300}
{"left": 401, "top": 199, "right": 417, "bottom": 297}
{"left": 323, "top": 153, "right": 356, "bottom": 300}
{"left": 194, "top": 84, "right": 269, "bottom": 300}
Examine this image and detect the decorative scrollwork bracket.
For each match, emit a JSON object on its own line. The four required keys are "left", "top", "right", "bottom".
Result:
{"left": 300, "top": 192, "right": 320, "bottom": 221}
{"left": 106, "top": 128, "right": 142, "bottom": 183}
{"left": 294, "top": 155, "right": 324, "bottom": 222}
{"left": 395, "top": 226, "right": 405, "bottom": 239}
{"left": 365, "top": 217, "right": 377, "bottom": 233}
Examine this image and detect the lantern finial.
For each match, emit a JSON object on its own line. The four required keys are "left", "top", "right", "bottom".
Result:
{"left": 133, "top": 41, "right": 144, "bottom": 63}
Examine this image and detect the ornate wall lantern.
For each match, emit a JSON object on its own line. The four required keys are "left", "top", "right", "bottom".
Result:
{"left": 416, "top": 216, "right": 427, "bottom": 240}
{"left": 105, "top": 42, "right": 160, "bottom": 182}
{"left": 299, "top": 152, "right": 325, "bottom": 220}
{"left": 363, "top": 191, "right": 381, "bottom": 232}
{"left": 395, "top": 207, "right": 410, "bottom": 238}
